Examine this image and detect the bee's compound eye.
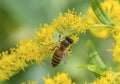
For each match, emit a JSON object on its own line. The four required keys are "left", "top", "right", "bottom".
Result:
{"left": 61, "top": 40, "right": 69, "bottom": 47}
{"left": 65, "top": 36, "right": 73, "bottom": 44}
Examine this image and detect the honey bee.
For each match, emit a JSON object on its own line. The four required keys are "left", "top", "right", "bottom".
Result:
{"left": 51, "top": 36, "right": 73, "bottom": 67}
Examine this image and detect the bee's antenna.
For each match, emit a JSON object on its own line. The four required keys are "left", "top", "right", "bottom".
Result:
{"left": 59, "top": 34, "right": 61, "bottom": 42}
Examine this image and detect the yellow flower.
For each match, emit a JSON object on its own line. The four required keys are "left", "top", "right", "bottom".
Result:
{"left": 0, "top": 10, "right": 87, "bottom": 81}
{"left": 44, "top": 72, "right": 75, "bottom": 84}
{"left": 88, "top": 71, "right": 120, "bottom": 84}
{"left": 0, "top": 40, "right": 45, "bottom": 81}
{"left": 87, "top": 0, "right": 120, "bottom": 38}
{"left": 112, "top": 24, "right": 120, "bottom": 62}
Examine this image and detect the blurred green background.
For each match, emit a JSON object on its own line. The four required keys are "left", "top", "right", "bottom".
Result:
{"left": 0, "top": 0, "right": 116, "bottom": 84}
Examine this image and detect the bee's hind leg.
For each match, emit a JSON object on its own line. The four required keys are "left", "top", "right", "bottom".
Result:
{"left": 48, "top": 34, "right": 61, "bottom": 51}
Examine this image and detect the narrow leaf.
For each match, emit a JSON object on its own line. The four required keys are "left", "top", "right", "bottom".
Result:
{"left": 78, "top": 64, "right": 105, "bottom": 75}
{"left": 90, "top": 0, "right": 114, "bottom": 27}
{"left": 87, "top": 40, "right": 107, "bottom": 69}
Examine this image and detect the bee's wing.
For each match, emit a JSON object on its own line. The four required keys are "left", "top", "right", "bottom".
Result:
{"left": 61, "top": 55, "right": 68, "bottom": 64}
{"left": 61, "top": 49, "right": 69, "bottom": 64}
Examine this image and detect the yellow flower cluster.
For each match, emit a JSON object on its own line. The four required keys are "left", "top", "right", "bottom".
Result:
{"left": 112, "top": 24, "right": 120, "bottom": 62}
{"left": 0, "top": 40, "right": 45, "bottom": 81}
{"left": 44, "top": 72, "right": 75, "bottom": 84}
{"left": 89, "top": 71, "right": 120, "bottom": 84}
{"left": 0, "top": 10, "right": 87, "bottom": 81}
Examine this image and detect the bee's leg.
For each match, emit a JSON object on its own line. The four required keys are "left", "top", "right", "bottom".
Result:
{"left": 49, "top": 34, "right": 61, "bottom": 51}
{"left": 61, "top": 49, "right": 68, "bottom": 64}
{"left": 50, "top": 46, "right": 59, "bottom": 51}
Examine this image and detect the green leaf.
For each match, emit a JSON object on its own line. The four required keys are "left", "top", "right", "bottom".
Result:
{"left": 87, "top": 40, "right": 107, "bottom": 69}
{"left": 90, "top": 0, "right": 114, "bottom": 27}
{"left": 119, "top": 0, "right": 120, "bottom": 4}
{"left": 77, "top": 64, "right": 106, "bottom": 75}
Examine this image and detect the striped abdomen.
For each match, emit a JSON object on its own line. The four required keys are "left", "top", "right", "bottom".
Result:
{"left": 52, "top": 48, "right": 64, "bottom": 67}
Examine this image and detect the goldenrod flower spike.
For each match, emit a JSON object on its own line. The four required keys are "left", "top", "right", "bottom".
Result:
{"left": 44, "top": 72, "right": 75, "bottom": 84}
{"left": 0, "top": 40, "right": 45, "bottom": 81}
{"left": 88, "top": 71, "right": 120, "bottom": 84}
{"left": 0, "top": 10, "right": 87, "bottom": 81}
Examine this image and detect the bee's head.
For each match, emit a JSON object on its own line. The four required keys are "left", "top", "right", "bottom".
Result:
{"left": 60, "top": 36, "right": 73, "bottom": 48}
{"left": 65, "top": 36, "right": 73, "bottom": 44}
